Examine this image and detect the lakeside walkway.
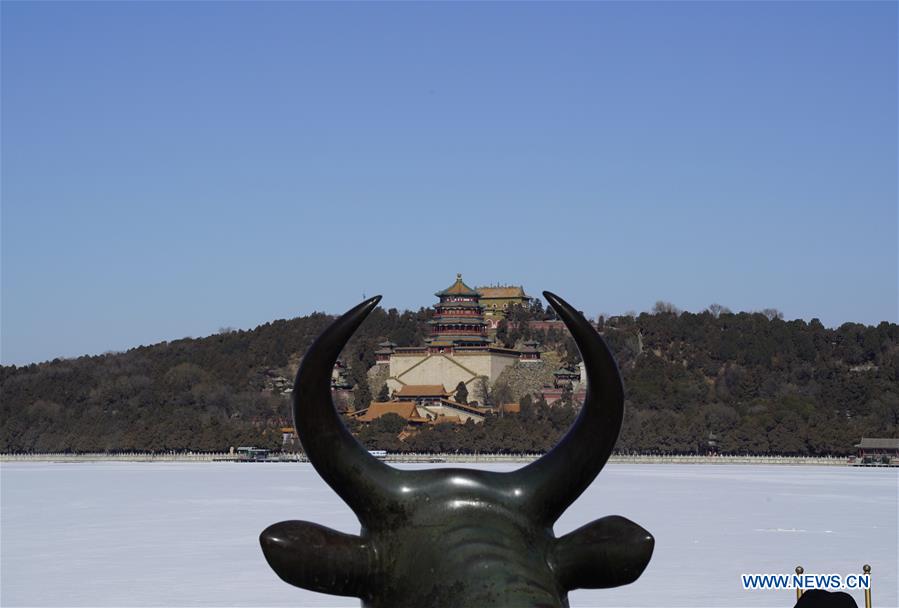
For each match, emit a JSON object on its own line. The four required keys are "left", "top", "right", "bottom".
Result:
{"left": 0, "top": 452, "right": 852, "bottom": 465}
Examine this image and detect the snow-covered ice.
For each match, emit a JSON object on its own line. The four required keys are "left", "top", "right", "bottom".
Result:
{"left": 1, "top": 462, "right": 896, "bottom": 607}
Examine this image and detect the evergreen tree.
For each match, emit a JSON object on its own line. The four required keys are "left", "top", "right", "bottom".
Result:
{"left": 496, "top": 320, "right": 510, "bottom": 348}
{"left": 377, "top": 383, "right": 390, "bottom": 401}
{"left": 454, "top": 381, "right": 468, "bottom": 404}
{"left": 354, "top": 381, "right": 372, "bottom": 413}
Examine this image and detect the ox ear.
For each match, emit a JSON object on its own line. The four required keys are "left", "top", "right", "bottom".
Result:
{"left": 551, "top": 515, "right": 654, "bottom": 591}
{"left": 260, "top": 521, "right": 374, "bottom": 599}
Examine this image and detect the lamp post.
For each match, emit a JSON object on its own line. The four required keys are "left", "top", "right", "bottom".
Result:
{"left": 863, "top": 564, "right": 872, "bottom": 608}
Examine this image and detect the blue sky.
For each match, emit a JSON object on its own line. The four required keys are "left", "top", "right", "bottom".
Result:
{"left": 2, "top": 1, "right": 896, "bottom": 366}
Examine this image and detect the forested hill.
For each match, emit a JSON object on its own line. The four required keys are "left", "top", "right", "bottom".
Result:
{"left": 2, "top": 303, "right": 897, "bottom": 455}
{"left": 0, "top": 307, "right": 434, "bottom": 453}
{"left": 597, "top": 311, "right": 897, "bottom": 455}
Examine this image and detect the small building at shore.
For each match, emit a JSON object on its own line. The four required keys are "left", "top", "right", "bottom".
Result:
{"left": 854, "top": 437, "right": 899, "bottom": 466}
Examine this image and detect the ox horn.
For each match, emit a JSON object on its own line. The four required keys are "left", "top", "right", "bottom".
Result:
{"left": 292, "top": 296, "right": 401, "bottom": 523}
{"left": 508, "top": 291, "right": 624, "bottom": 524}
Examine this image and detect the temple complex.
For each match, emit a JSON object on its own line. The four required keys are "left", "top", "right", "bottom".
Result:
{"left": 377, "top": 274, "right": 540, "bottom": 403}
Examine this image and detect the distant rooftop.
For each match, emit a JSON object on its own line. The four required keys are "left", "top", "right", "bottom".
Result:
{"left": 856, "top": 438, "right": 899, "bottom": 449}
{"left": 435, "top": 273, "right": 479, "bottom": 297}
{"left": 477, "top": 286, "right": 530, "bottom": 299}
{"left": 395, "top": 384, "right": 449, "bottom": 398}
{"left": 353, "top": 401, "right": 428, "bottom": 423}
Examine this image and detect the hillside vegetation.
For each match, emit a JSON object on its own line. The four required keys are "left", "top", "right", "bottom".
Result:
{"left": 2, "top": 302, "right": 896, "bottom": 455}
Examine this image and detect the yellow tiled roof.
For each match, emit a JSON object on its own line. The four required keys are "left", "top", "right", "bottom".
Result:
{"left": 477, "top": 286, "right": 527, "bottom": 299}
{"left": 356, "top": 401, "right": 419, "bottom": 422}
{"left": 436, "top": 273, "right": 479, "bottom": 297}
{"left": 395, "top": 384, "right": 449, "bottom": 397}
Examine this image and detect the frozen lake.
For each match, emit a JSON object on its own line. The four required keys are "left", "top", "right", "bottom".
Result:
{"left": 1, "top": 462, "right": 896, "bottom": 607}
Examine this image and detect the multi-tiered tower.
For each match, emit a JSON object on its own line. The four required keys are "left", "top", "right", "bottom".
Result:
{"left": 427, "top": 274, "right": 489, "bottom": 349}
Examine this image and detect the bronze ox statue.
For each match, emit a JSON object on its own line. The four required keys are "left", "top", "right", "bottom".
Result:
{"left": 260, "top": 292, "right": 654, "bottom": 607}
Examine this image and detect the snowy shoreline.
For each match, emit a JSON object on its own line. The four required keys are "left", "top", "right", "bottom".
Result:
{"left": 0, "top": 452, "right": 852, "bottom": 465}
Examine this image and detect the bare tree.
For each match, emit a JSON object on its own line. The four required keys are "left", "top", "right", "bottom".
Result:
{"left": 493, "top": 382, "right": 513, "bottom": 409}
{"left": 471, "top": 376, "right": 490, "bottom": 407}
{"left": 652, "top": 301, "right": 680, "bottom": 315}
{"left": 707, "top": 303, "right": 732, "bottom": 318}
{"left": 762, "top": 308, "right": 783, "bottom": 321}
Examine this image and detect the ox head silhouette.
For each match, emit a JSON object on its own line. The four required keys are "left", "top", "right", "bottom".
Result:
{"left": 260, "top": 292, "right": 654, "bottom": 607}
